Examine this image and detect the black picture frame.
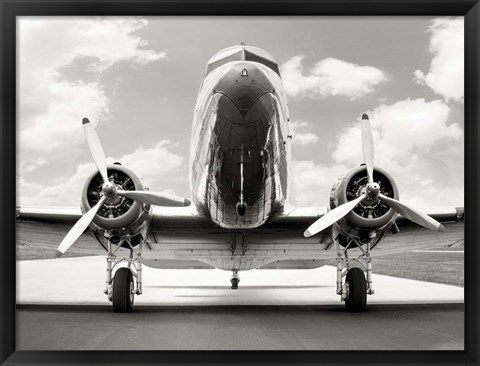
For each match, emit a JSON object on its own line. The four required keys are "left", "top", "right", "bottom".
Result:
{"left": 1, "top": 1, "right": 478, "bottom": 365}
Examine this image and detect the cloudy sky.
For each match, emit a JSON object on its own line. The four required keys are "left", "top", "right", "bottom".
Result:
{"left": 17, "top": 16, "right": 464, "bottom": 209}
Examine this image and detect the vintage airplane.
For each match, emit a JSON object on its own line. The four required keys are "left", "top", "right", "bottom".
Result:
{"left": 17, "top": 45, "right": 464, "bottom": 312}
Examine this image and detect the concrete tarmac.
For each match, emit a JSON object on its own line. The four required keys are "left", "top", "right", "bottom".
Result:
{"left": 16, "top": 255, "right": 464, "bottom": 350}
{"left": 17, "top": 256, "right": 464, "bottom": 305}
{"left": 16, "top": 303, "right": 464, "bottom": 350}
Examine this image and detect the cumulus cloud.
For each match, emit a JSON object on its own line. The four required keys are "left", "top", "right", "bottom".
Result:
{"left": 280, "top": 55, "right": 387, "bottom": 100}
{"left": 290, "top": 98, "right": 463, "bottom": 207}
{"left": 331, "top": 98, "right": 461, "bottom": 170}
{"left": 413, "top": 17, "right": 464, "bottom": 102}
{"left": 18, "top": 141, "right": 186, "bottom": 206}
{"left": 290, "top": 120, "right": 319, "bottom": 146}
{"left": 290, "top": 160, "right": 347, "bottom": 207}
{"left": 18, "top": 17, "right": 166, "bottom": 170}
{"left": 115, "top": 141, "right": 184, "bottom": 189}
{"left": 21, "top": 158, "right": 48, "bottom": 173}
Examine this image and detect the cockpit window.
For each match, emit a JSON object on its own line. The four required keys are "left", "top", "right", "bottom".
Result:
{"left": 206, "top": 51, "right": 242, "bottom": 75}
{"left": 206, "top": 46, "right": 280, "bottom": 76}
{"left": 244, "top": 50, "right": 280, "bottom": 75}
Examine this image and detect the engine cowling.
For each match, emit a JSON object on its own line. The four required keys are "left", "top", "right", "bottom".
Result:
{"left": 330, "top": 166, "right": 399, "bottom": 241}
{"left": 81, "top": 164, "right": 151, "bottom": 247}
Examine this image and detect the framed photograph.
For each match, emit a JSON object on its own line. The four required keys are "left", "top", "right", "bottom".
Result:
{"left": 1, "top": 1, "right": 478, "bottom": 365}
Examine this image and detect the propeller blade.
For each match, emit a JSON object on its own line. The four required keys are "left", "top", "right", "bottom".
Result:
{"left": 117, "top": 190, "right": 191, "bottom": 207}
{"left": 83, "top": 118, "right": 109, "bottom": 184}
{"left": 304, "top": 194, "right": 366, "bottom": 237}
{"left": 361, "top": 114, "right": 375, "bottom": 184}
{"left": 56, "top": 196, "right": 106, "bottom": 256}
{"left": 378, "top": 193, "right": 445, "bottom": 232}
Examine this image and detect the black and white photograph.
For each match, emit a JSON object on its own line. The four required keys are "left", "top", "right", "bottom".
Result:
{"left": 14, "top": 15, "right": 465, "bottom": 351}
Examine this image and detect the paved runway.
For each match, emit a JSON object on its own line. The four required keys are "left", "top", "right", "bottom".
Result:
{"left": 16, "top": 303, "right": 464, "bottom": 350}
{"left": 15, "top": 256, "right": 464, "bottom": 350}
{"left": 17, "top": 256, "right": 464, "bottom": 305}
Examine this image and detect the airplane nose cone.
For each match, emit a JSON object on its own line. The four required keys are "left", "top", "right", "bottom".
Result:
{"left": 215, "top": 63, "right": 274, "bottom": 117}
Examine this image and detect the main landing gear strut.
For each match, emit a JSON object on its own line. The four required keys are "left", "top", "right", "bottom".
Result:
{"left": 104, "top": 237, "right": 143, "bottom": 312}
{"left": 333, "top": 227, "right": 375, "bottom": 312}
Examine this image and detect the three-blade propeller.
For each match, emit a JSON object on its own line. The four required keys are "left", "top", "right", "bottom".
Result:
{"left": 304, "top": 114, "right": 445, "bottom": 238}
{"left": 56, "top": 118, "right": 191, "bottom": 256}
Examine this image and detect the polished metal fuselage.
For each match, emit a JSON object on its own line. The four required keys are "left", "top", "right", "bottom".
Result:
{"left": 190, "top": 60, "right": 291, "bottom": 229}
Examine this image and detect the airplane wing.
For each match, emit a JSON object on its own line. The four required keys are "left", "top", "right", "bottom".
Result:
{"left": 16, "top": 206, "right": 104, "bottom": 260}
{"left": 17, "top": 206, "right": 82, "bottom": 223}
{"left": 16, "top": 205, "right": 464, "bottom": 268}
{"left": 15, "top": 205, "right": 329, "bottom": 267}
{"left": 146, "top": 205, "right": 464, "bottom": 270}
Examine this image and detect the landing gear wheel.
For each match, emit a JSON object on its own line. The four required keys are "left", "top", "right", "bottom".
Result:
{"left": 345, "top": 268, "right": 367, "bottom": 312}
{"left": 230, "top": 278, "right": 239, "bottom": 289}
{"left": 112, "top": 267, "right": 135, "bottom": 312}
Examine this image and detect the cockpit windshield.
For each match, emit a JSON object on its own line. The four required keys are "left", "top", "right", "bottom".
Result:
{"left": 206, "top": 45, "right": 280, "bottom": 76}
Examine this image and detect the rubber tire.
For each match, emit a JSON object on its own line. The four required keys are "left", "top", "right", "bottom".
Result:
{"left": 112, "top": 267, "right": 134, "bottom": 312}
{"left": 345, "top": 268, "right": 367, "bottom": 312}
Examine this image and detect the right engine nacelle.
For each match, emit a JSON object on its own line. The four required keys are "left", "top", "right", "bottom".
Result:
{"left": 330, "top": 166, "right": 399, "bottom": 241}
{"left": 81, "top": 164, "right": 151, "bottom": 248}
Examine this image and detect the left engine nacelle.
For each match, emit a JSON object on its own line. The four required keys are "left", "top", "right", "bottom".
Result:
{"left": 330, "top": 166, "right": 399, "bottom": 242}
{"left": 81, "top": 164, "right": 151, "bottom": 248}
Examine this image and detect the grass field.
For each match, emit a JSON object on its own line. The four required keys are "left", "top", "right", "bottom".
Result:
{"left": 373, "top": 248, "right": 464, "bottom": 287}
{"left": 17, "top": 244, "right": 104, "bottom": 261}
{"left": 16, "top": 221, "right": 105, "bottom": 260}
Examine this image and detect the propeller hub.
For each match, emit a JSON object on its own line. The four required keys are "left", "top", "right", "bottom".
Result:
{"left": 102, "top": 182, "right": 116, "bottom": 198}
{"left": 366, "top": 182, "right": 380, "bottom": 198}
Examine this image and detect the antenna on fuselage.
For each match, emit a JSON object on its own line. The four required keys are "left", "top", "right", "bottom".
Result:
{"left": 240, "top": 41, "right": 246, "bottom": 60}
{"left": 236, "top": 144, "right": 247, "bottom": 216}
